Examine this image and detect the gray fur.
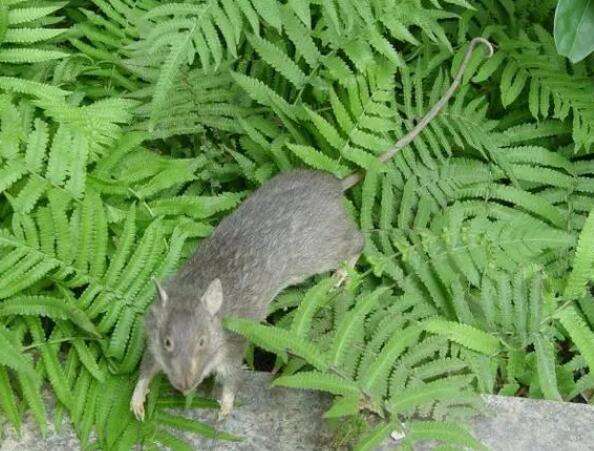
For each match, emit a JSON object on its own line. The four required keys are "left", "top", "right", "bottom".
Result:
{"left": 132, "top": 169, "right": 363, "bottom": 419}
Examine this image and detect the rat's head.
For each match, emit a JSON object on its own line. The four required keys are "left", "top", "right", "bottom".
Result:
{"left": 147, "top": 278, "right": 224, "bottom": 395}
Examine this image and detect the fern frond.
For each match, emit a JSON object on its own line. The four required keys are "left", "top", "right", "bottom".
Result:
{"left": 247, "top": 33, "right": 307, "bottom": 88}
{"left": 25, "top": 318, "right": 72, "bottom": 409}
{"left": 0, "top": 326, "right": 38, "bottom": 381}
{"left": 323, "top": 395, "right": 360, "bottom": 418}
{"left": 353, "top": 421, "right": 397, "bottom": 451}
{"left": 404, "top": 420, "right": 485, "bottom": 450}
{"left": 390, "top": 376, "right": 473, "bottom": 415}
{"left": 291, "top": 278, "right": 334, "bottom": 338}
{"left": 153, "top": 430, "right": 194, "bottom": 451}
{"left": 287, "top": 143, "right": 349, "bottom": 177}
{"left": 330, "top": 287, "right": 389, "bottom": 371}
{"left": 155, "top": 411, "right": 241, "bottom": 441}
{"left": 556, "top": 306, "right": 594, "bottom": 374}
{"left": 0, "top": 295, "right": 99, "bottom": 337}
{"left": 226, "top": 317, "right": 330, "bottom": 370}
{"left": 7, "top": 3, "right": 67, "bottom": 25}
{"left": 359, "top": 325, "right": 421, "bottom": 396}
{"left": 564, "top": 209, "right": 594, "bottom": 300}
{"left": 0, "top": 365, "right": 22, "bottom": 432}
{"left": 0, "top": 76, "right": 69, "bottom": 98}
{"left": 17, "top": 368, "right": 47, "bottom": 435}
{"left": 273, "top": 370, "right": 360, "bottom": 396}
{"left": 423, "top": 319, "right": 501, "bottom": 356}
{"left": 533, "top": 334, "right": 562, "bottom": 400}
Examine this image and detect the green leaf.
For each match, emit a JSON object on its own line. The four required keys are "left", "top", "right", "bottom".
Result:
{"left": 556, "top": 306, "right": 594, "bottom": 373}
{"left": 273, "top": 371, "right": 360, "bottom": 396}
{"left": 288, "top": 0, "right": 310, "bottom": 28}
{"left": 390, "top": 378, "right": 467, "bottom": 414}
{"left": 250, "top": 0, "right": 282, "bottom": 31}
{"left": 323, "top": 395, "right": 359, "bottom": 418}
{"left": 554, "top": 0, "right": 594, "bottom": 63}
{"left": 291, "top": 278, "right": 334, "bottom": 338}
{"left": 247, "top": 33, "right": 307, "bottom": 87}
{"left": 354, "top": 421, "right": 396, "bottom": 451}
{"left": 564, "top": 209, "right": 594, "bottom": 300}
{"left": 360, "top": 325, "right": 420, "bottom": 394}
{"left": 153, "top": 430, "right": 194, "bottom": 451}
{"left": 286, "top": 143, "right": 348, "bottom": 177}
{"left": 0, "top": 326, "right": 38, "bottom": 381}
{"left": 534, "top": 335, "right": 562, "bottom": 401}
{"left": 8, "top": 4, "right": 67, "bottom": 25}
{"left": 0, "top": 6, "right": 8, "bottom": 43}
{"left": 0, "top": 366, "right": 22, "bottom": 432}
{"left": 224, "top": 318, "right": 328, "bottom": 370}
{"left": 0, "top": 296, "right": 100, "bottom": 338}
{"left": 0, "top": 48, "right": 69, "bottom": 63}
{"left": 406, "top": 421, "right": 486, "bottom": 449}
{"left": 150, "top": 32, "right": 194, "bottom": 129}
{"left": 422, "top": 319, "right": 501, "bottom": 355}
{"left": 155, "top": 411, "right": 241, "bottom": 441}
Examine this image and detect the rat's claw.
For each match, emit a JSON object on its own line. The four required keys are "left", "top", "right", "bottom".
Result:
{"left": 217, "top": 390, "right": 235, "bottom": 421}
{"left": 130, "top": 393, "right": 146, "bottom": 421}
{"left": 217, "top": 405, "right": 232, "bottom": 422}
{"left": 217, "top": 410, "right": 228, "bottom": 422}
{"left": 332, "top": 267, "right": 349, "bottom": 288}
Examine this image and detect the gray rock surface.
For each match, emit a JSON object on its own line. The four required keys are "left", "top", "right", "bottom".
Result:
{"left": 469, "top": 395, "right": 594, "bottom": 451}
{"left": 1, "top": 371, "right": 593, "bottom": 450}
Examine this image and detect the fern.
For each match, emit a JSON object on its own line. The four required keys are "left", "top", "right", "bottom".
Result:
{"left": 469, "top": 11, "right": 594, "bottom": 150}
{"left": 557, "top": 305, "right": 594, "bottom": 375}
{"left": 533, "top": 334, "right": 562, "bottom": 401}
{"left": 422, "top": 319, "right": 501, "bottom": 355}
{"left": 0, "top": 0, "right": 593, "bottom": 448}
{"left": 229, "top": 281, "right": 482, "bottom": 449}
{"left": 403, "top": 420, "right": 486, "bottom": 450}
{"left": 0, "top": 295, "right": 99, "bottom": 337}
{"left": 130, "top": 0, "right": 275, "bottom": 124}
{"left": 0, "top": 95, "right": 135, "bottom": 204}
{"left": 564, "top": 209, "right": 594, "bottom": 300}
{"left": 0, "top": 2, "right": 69, "bottom": 64}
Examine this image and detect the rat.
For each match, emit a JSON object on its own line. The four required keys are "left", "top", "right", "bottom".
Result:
{"left": 130, "top": 37, "right": 493, "bottom": 422}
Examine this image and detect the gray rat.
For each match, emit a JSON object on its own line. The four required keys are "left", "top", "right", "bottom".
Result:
{"left": 130, "top": 37, "right": 493, "bottom": 422}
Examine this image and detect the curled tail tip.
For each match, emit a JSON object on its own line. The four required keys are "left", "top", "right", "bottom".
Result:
{"left": 469, "top": 37, "right": 495, "bottom": 58}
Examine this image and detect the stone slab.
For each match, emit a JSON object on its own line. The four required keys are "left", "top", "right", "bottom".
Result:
{"left": 468, "top": 395, "right": 594, "bottom": 451}
{"left": 1, "top": 371, "right": 593, "bottom": 450}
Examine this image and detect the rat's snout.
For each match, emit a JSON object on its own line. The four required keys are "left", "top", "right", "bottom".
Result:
{"left": 169, "top": 358, "right": 204, "bottom": 395}
{"left": 170, "top": 360, "right": 204, "bottom": 395}
{"left": 172, "top": 373, "right": 195, "bottom": 394}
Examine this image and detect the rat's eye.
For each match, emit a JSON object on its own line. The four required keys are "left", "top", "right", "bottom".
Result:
{"left": 198, "top": 337, "right": 205, "bottom": 347}
{"left": 163, "top": 337, "right": 174, "bottom": 351}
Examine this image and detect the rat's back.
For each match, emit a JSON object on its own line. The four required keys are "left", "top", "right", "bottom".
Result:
{"left": 180, "top": 169, "right": 363, "bottom": 317}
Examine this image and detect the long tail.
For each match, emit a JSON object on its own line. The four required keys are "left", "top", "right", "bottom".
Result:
{"left": 341, "top": 37, "right": 494, "bottom": 191}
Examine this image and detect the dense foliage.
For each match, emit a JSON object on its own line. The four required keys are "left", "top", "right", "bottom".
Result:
{"left": 0, "top": 0, "right": 593, "bottom": 449}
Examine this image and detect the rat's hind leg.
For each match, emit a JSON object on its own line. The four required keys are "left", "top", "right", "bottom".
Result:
{"left": 333, "top": 232, "right": 364, "bottom": 288}
{"left": 333, "top": 254, "right": 361, "bottom": 287}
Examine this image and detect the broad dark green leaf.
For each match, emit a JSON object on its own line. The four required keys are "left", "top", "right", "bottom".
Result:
{"left": 554, "top": 0, "right": 594, "bottom": 63}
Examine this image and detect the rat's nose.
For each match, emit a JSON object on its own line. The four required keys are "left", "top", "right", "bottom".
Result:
{"left": 173, "top": 379, "right": 188, "bottom": 393}
{"left": 177, "top": 374, "right": 194, "bottom": 395}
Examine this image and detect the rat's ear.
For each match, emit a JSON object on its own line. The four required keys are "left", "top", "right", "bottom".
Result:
{"left": 201, "top": 278, "right": 223, "bottom": 316}
{"left": 152, "top": 277, "right": 168, "bottom": 309}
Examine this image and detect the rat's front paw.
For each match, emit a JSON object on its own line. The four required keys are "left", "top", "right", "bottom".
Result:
{"left": 217, "top": 405, "right": 232, "bottom": 422}
{"left": 217, "top": 392, "right": 235, "bottom": 421}
{"left": 130, "top": 392, "right": 146, "bottom": 421}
